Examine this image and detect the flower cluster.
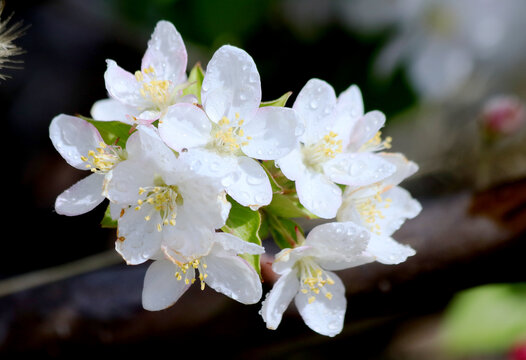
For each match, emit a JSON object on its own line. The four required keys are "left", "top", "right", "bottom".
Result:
{"left": 49, "top": 20, "right": 421, "bottom": 337}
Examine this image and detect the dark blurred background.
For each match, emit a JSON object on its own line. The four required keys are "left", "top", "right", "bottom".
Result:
{"left": 1, "top": 0, "right": 526, "bottom": 358}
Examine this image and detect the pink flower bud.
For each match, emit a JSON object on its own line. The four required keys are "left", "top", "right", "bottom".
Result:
{"left": 480, "top": 95, "right": 526, "bottom": 137}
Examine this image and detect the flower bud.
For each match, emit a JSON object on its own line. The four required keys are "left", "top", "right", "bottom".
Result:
{"left": 479, "top": 95, "right": 526, "bottom": 137}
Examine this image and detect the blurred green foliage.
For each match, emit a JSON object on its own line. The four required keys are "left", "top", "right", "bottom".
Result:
{"left": 441, "top": 283, "right": 526, "bottom": 356}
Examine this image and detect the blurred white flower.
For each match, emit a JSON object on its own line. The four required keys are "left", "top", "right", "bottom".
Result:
{"left": 143, "top": 232, "right": 264, "bottom": 311}
{"left": 106, "top": 125, "right": 230, "bottom": 265}
{"left": 276, "top": 79, "right": 396, "bottom": 218}
{"left": 49, "top": 114, "right": 126, "bottom": 216}
{"left": 159, "top": 45, "right": 301, "bottom": 209}
{"left": 91, "top": 21, "right": 192, "bottom": 124}
{"left": 340, "top": 0, "right": 526, "bottom": 100}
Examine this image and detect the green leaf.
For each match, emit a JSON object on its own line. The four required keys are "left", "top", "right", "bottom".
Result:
{"left": 266, "top": 212, "right": 302, "bottom": 249}
{"left": 266, "top": 193, "right": 312, "bottom": 219}
{"left": 81, "top": 116, "right": 133, "bottom": 149}
{"left": 261, "top": 160, "right": 295, "bottom": 192}
{"left": 183, "top": 62, "right": 205, "bottom": 103}
{"left": 100, "top": 204, "right": 118, "bottom": 229}
{"left": 221, "top": 197, "right": 262, "bottom": 276}
{"left": 260, "top": 91, "right": 292, "bottom": 108}
{"left": 441, "top": 283, "right": 526, "bottom": 355}
{"left": 261, "top": 161, "right": 284, "bottom": 194}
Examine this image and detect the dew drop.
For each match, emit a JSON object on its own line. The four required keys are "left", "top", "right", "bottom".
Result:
{"left": 350, "top": 161, "right": 364, "bottom": 176}
{"left": 239, "top": 93, "right": 247, "bottom": 101}
{"left": 190, "top": 160, "right": 202, "bottom": 171}
{"left": 248, "top": 73, "right": 258, "bottom": 84}
{"left": 210, "top": 161, "right": 221, "bottom": 172}
{"left": 247, "top": 175, "right": 265, "bottom": 185}
{"left": 295, "top": 122, "right": 305, "bottom": 136}
{"left": 309, "top": 100, "right": 318, "bottom": 110}
{"left": 255, "top": 194, "right": 265, "bottom": 204}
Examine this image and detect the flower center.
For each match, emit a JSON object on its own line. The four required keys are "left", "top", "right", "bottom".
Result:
{"left": 209, "top": 113, "right": 252, "bottom": 155}
{"left": 360, "top": 131, "right": 392, "bottom": 153}
{"left": 296, "top": 257, "right": 335, "bottom": 304}
{"left": 135, "top": 66, "right": 175, "bottom": 109}
{"left": 81, "top": 142, "right": 125, "bottom": 174}
{"left": 174, "top": 257, "right": 208, "bottom": 290}
{"left": 302, "top": 131, "right": 343, "bottom": 170}
{"left": 355, "top": 190, "right": 392, "bottom": 235}
{"left": 134, "top": 179, "right": 183, "bottom": 232}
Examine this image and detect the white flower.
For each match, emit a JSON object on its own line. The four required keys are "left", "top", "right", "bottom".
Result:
{"left": 276, "top": 79, "right": 396, "bottom": 219}
{"left": 142, "top": 231, "right": 264, "bottom": 310}
{"left": 106, "top": 125, "right": 231, "bottom": 265}
{"left": 49, "top": 114, "right": 126, "bottom": 216}
{"left": 340, "top": 0, "right": 526, "bottom": 100}
{"left": 91, "top": 21, "right": 192, "bottom": 124}
{"left": 260, "top": 222, "right": 374, "bottom": 337}
{"left": 158, "top": 45, "right": 301, "bottom": 209}
{"left": 337, "top": 153, "right": 420, "bottom": 264}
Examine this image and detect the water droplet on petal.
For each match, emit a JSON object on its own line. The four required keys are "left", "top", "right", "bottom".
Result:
{"left": 295, "top": 122, "right": 305, "bottom": 136}
{"left": 239, "top": 93, "right": 247, "bottom": 101}
{"left": 190, "top": 160, "right": 202, "bottom": 171}
{"left": 310, "top": 100, "right": 318, "bottom": 110}
{"left": 255, "top": 194, "right": 265, "bottom": 204}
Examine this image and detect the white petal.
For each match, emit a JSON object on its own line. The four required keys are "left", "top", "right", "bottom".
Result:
{"left": 159, "top": 103, "right": 211, "bottom": 151}
{"left": 201, "top": 45, "right": 261, "bottom": 123}
{"left": 204, "top": 251, "right": 263, "bottom": 304}
{"left": 162, "top": 225, "right": 215, "bottom": 259}
{"left": 331, "top": 84, "right": 364, "bottom": 149}
{"left": 295, "top": 271, "right": 346, "bottom": 337}
{"left": 348, "top": 110, "right": 386, "bottom": 150}
{"left": 177, "top": 148, "right": 238, "bottom": 180}
{"left": 372, "top": 186, "right": 422, "bottom": 237}
{"left": 106, "top": 159, "right": 154, "bottom": 205}
{"left": 366, "top": 233, "right": 415, "bottom": 265}
{"left": 141, "top": 21, "right": 187, "bottom": 86}
{"left": 125, "top": 126, "right": 179, "bottom": 170}
{"left": 104, "top": 59, "right": 149, "bottom": 108}
{"left": 305, "top": 222, "right": 373, "bottom": 270}
{"left": 55, "top": 173, "right": 105, "bottom": 216}
{"left": 323, "top": 152, "right": 396, "bottom": 187}
{"left": 242, "top": 106, "right": 301, "bottom": 160}
{"left": 116, "top": 207, "right": 163, "bottom": 265}
{"left": 213, "top": 232, "right": 265, "bottom": 255}
{"left": 176, "top": 175, "right": 231, "bottom": 231}
{"left": 142, "top": 259, "right": 192, "bottom": 311}
{"left": 90, "top": 98, "right": 138, "bottom": 124}
{"left": 295, "top": 171, "right": 342, "bottom": 219}
{"left": 293, "top": 78, "right": 337, "bottom": 145}
{"left": 260, "top": 270, "right": 300, "bottom": 330}
{"left": 272, "top": 246, "right": 315, "bottom": 275}
{"left": 378, "top": 152, "right": 419, "bottom": 188}
{"left": 109, "top": 201, "right": 125, "bottom": 220}
{"left": 49, "top": 114, "right": 103, "bottom": 169}
{"left": 275, "top": 147, "right": 307, "bottom": 182}
{"left": 225, "top": 156, "right": 272, "bottom": 209}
